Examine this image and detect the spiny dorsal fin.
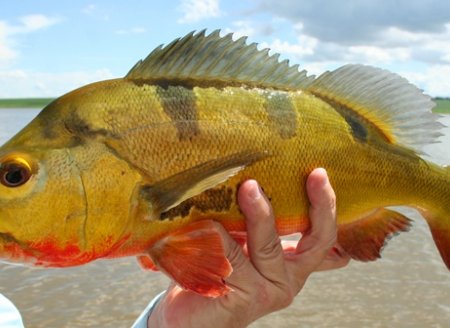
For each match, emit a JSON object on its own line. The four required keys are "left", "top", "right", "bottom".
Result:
{"left": 307, "top": 64, "right": 444, "bottom": 153}
{"left": 125, "top": 29, "right": 314, "bottom": 90}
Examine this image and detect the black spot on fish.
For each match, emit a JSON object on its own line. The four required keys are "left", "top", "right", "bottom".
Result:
{"left": 160, "top": 201, "right": 192, "bottom": 219}
{"left": 235, "top": 182, "right": 243, "bottom": 214}
{"left": 160, "top": 186, "right": 233, "bottom": 220}
{"left": 343, "top": 114, "right": 368, "bottom": 142}
{"left": 42, "top": 122, "right": 57, "bottom": 139}
{"left": 312, "top": 95, "right": 369, "bottom": 143}
{"left": 64, "top": 112, "right": 116, "bottom": 141}
{"left": 156, "top": 86, "right": 200, "bottom": 141}
{"left": 264, "top": 92, "right": 297, "bottom": 139}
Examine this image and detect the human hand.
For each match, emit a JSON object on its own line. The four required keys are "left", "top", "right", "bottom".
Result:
{"left": 147, "top": 168, "right": 350, "bottom": 328}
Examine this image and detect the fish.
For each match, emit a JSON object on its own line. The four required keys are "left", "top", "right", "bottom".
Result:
{"left": 0, "top": 30, "right": 449, "bottom": 297}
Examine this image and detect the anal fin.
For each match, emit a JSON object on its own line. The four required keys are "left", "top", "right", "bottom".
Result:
{"left": 338, "top": 208, "right": 412, "bottom": 261}
{"left": 148, "top": 220, "right": 232, "bottom": 297}
{"left": 137, "top": 255, "right": 159, "bottom": 271}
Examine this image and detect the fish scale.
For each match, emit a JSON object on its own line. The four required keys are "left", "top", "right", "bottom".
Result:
{"left": 0, "top": 30, "right": 449, "bottom": 298}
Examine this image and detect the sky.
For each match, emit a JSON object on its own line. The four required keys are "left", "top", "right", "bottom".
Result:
{"left": 1, "top": 0, "right": 450, "bottom": 98}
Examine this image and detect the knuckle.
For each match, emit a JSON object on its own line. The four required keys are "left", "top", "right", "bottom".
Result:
{"left": 268, "top": 284, "right": 294, "bottom": 311}
{"left": 227, "top": 241, "right": 247, "bottom": 269}
{"left": 275, "top": 287, "right": 294, "bottom": 309}
{"left": 319, "top": 233, "right": 337, "bottom": 252}
{"left": 255, "top": 280, "right": 294, "bottom": 311}
{"left": 257, "top": 234, "right": 283, "bottom": 260}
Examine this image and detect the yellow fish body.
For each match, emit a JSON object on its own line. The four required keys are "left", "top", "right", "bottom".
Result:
{"left": 0, "top": 30, "right": 449, "bottom": 296}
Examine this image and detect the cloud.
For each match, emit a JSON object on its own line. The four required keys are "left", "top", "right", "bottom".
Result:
{"left": 177, "top": 0, "right": 221, "bottom": 23}
{"left": 82, "top": 3, "right": 109, "bottom": 21}
{"left": 256, "top": 0, "right": 450, "bottom": 44}
{"left": 18, "top": 15, "right": 61, "bottom": 32}
{"left": 223, "top": 21, "right": 257, "bottom": 39}
{"left": 220, "top": 6, "right": 450, "bottom": 96}
{"left": 224, "top": 20, "right": 275, "bottom": 39}
{"left": 0, "top": 69, "right": 114, "bottom": 98}
{"left": 82, "top": 4, "right": 96, "bottom": 15}
{"left": 259, "top": 23, "right": 318, "bottom": 58}
{"left": 116, "top": 27, "right": 147, "bottom": 35}
{"left": 0, "top": 15, "right": 61, "bottom": 67}
{"left": 401, "top": 65, "right": 450, "bottom": 98}
{"left": 248, "top": 0, "right": 450, "bottom": 66}
{"left": 248, "top": 0, "right": 450, "bottom": 63}
{"left": 0, "top": 22, "right": 17, "bottom": 62}
{"left": 219, "top": 0, "right": 450, "bottom": 96}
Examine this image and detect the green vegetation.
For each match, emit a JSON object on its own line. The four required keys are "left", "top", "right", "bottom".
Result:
{"left": 434, "top": 98, "right": 450, "bottom": 114}
{"left": 0, "top": 97, "right": 449, "bottom": 113}
{"left": 0, "top": 98, "right": 54, "bottom": 108}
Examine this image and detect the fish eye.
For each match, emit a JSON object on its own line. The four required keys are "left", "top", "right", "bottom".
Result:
{"left": 0, "top": 158, "right": 33, "bottom": 188}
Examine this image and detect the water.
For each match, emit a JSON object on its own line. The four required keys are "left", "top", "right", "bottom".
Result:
{"left": 0, "top": 108, "right": 449, "bottom": 327}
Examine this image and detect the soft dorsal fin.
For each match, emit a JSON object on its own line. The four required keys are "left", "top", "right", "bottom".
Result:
{"left": 307, "top": 64, "right": 443, "bottom": 153}
{"left": 125, "top": 29, "right": 314, "bottom": 90}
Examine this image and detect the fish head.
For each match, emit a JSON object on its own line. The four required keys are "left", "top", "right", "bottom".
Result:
{"left": 0, "top": 143, "right": 89, "bottom": 267}
{"left": 0, "top": 100, "right": 143, "bottom": 267}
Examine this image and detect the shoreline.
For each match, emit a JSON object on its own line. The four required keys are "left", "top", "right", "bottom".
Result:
{"left": 0, "top": 98, "right": 53, "bottom": 108}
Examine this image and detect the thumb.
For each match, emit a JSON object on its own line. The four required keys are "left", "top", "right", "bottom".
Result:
{"left": 213, "top": 223, "right": 258, "bottom": 293}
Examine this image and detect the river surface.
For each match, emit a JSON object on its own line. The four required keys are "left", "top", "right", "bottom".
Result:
{"left": 0, "top": 108, "right": 449, "bottom": 327}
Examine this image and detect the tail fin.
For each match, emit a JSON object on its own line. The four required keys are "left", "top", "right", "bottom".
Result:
{"left": 419, "top": 166, "right": 450, "bottom": 270}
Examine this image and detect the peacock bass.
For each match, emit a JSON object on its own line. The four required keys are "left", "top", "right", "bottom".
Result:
{"left": 0, "top": 30, "right": 449, "bottom": 297}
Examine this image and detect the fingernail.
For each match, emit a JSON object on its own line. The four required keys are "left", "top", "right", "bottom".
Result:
{"left": 248, "top": 181, "right": 262, "bottom": 201}
{"left": 317, "top": 168, "right": 328, "bottom": 187}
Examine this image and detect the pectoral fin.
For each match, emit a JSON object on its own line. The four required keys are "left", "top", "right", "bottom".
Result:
{"left": 338, "top": 208, "right": 412, "bottom": 261}
{"left": 141, "top": 151, "right": 268, "bottom": 217}
{"left": 148, "top": 220, "right": 232, "bottom": 297}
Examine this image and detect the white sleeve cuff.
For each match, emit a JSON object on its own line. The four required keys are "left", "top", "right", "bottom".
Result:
{"left": 0, "top": 293, "right": 24, "bottom": 328}
{"left": 131, "top": 291, "right": 166, "bottom": 328}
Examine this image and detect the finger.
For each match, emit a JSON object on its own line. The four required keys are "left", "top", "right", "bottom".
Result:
{"left": 292, "top": 168, "right": 337, "bottom": 276}
{"left": 303, "top": 168, "right": 337, "bottom": 250}
{"left": 212, "top": 222, "right": 258, "bottom": 293}
{"left": 237, "top": 180, "right": 288, "bottom": 285}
